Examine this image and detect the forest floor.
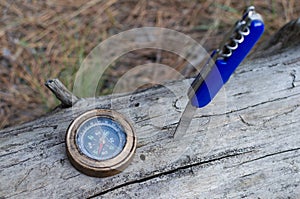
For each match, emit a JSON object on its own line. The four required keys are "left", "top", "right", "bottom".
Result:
{"left": 1, "top": 0, "right": 300, "bottom": 129}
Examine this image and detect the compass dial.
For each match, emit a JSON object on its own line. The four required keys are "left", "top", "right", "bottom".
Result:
{"left": 66, "top": 109, "right": 136, "bottom": 177}
{"left": 76, "top": 117, "right": 126, "bottom": 161}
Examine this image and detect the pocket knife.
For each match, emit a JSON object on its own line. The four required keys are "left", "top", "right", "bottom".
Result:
{"left": 174, "top": 6, "right": 265, "bottom": 138}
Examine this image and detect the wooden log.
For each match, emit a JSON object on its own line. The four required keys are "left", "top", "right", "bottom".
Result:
{"left": 1, "top": 19, "right": 300, "bottom": 198}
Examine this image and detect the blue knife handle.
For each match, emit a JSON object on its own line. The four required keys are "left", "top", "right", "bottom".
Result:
{"left": 191, "top": 15, "right": 264, "bottom": 108}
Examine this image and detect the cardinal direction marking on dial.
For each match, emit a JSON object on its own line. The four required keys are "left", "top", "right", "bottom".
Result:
{"left": 76, "top": 117, "right": 127, "bottom": 161}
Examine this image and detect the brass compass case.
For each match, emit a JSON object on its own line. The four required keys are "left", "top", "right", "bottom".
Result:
{"left": 66, "top": 109, "right": 137, "bottom": 177}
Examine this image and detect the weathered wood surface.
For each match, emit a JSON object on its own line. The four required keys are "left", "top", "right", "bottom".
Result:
{"left": 1, "top": 19, "right": 300, "bottom": 198}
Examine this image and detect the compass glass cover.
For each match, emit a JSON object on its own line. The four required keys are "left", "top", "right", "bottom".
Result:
{"left": 76, "top": 117, "right": 127, "bottom": 161}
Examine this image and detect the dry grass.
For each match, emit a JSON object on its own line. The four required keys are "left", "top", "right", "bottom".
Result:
{"left": 0, "top": 0, "right": 299, "bottom": 129}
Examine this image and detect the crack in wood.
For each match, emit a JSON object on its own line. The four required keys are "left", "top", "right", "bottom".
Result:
{"left": 233, "top": 91, "right": 251, "bottom": 97}
{"left": 14, "top": 168, "right": 34, "bottom": 191}
{"left": 8, "top": 184, "right": 49, "bottom": 198}
{"left": 194, "top": 92, "right": 300, "bottom": 119}
{"left": 88, "top": 148, "right": 255, "bottom": 198}
{"left": 262, "top": 104, "right": 300, "bottom": 127}
{"left": 290, "top": 69, "right": 297, "bottom": 88}
{"left": 240, "top": 171, "right": 258, "bottom": 178}
{"left": 0, "top": 150, "right": 18, "bottom": 158}
{"left": 1, "top": 141, "right": 64, "bottom": 172}
{"left": 239, "top": 147, "right": 300, "bottom": 166}
{"left": 0, "top": 124, "right": 60, "bottom": 137}
{"left": 283, "top": 57, "right": 300, "bottom": 65}
{"left": 239, "top": 115, "right": 255, "bottom": 127}
{"left": 2, "top": 158, "right": 31, "bottom": 169}
{"left": 62, "top": 174, "right": 80, "bottom": 181}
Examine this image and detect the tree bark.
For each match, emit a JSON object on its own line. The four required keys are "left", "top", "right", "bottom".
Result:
{"left": 1, "top": 19, "right": 300, "bottom": 199}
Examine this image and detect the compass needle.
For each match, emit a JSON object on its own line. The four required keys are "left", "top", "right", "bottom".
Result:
{"left": 98, "top": 141, "right": 103, "bottom": 155}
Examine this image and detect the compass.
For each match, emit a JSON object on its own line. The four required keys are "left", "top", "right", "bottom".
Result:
{"left": 66, "top": 109, "right": 136, "bottom": 177}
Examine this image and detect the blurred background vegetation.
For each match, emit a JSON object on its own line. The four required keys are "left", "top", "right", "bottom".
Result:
{"left": 0, "top": 0, "right": 299, "bottom": 129}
